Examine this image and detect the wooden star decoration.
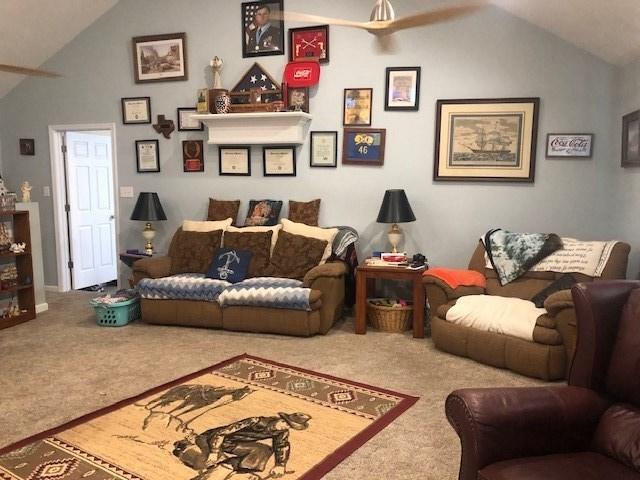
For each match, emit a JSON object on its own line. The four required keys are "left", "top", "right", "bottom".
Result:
{"left": 153, "top": 115, "right": 175, "bottom": 139}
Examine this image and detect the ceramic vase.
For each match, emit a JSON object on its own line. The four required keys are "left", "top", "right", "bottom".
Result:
{"left": 215, "top": 92, "right": 231, "bottom": 114}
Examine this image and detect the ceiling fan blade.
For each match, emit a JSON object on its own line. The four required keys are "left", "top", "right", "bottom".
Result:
{"left": 272, "top": 10, "right": 372, "bottom": 30}
{"left": 0, "top": 64, "right": 61, "bottom": 78}
{"left": 375, "top": 33, "right": 398, "bottom": 55}
{"left": 385, "top": 1, "right": 487, "bottom": 32}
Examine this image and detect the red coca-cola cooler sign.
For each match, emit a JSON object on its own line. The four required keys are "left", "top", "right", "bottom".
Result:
{"left": 283, "top": 61, "right": 320, "bottom": 87}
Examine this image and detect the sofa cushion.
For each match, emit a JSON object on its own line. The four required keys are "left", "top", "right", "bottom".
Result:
{"left": 269, "top": 230, "right": 327, "bottom": 280}
{"left": 244, "top": 199, "right": 283, "bottom": 226}
{"left": 183, "top": 218, "right": 232, "bottom": 232}
{"left": 531, "top": 274, "right": 577, "bottom": 308}
{"left": 217, "top": 277, "right": 316, "bottom": 311}
{"left": 288, "top": 199, "right": 321, "bottom": 226}
{"left": 138, "top": 274, "right": 230, "bottom": 302}
{"left": 207, "top": 198, "right": 240, "bottom": 223}
{"left": 227, "top": 224, "right": 281, "bottom": 254}
{"left": 222, "top": 230, "right": 272, "bottom": 277}
{"left": 280, "top": 218, "right": 338, "bottom": 264}
{"left": 206, "top": 248, "right": 252, "bottom": 283}
{"left": 592, "top": 404, "right": 640, "bottom": 472}
{"left": 170, "top": 229, "right": 223, "bottom": 274}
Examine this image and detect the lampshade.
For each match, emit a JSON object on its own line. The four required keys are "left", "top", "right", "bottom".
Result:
{"left": 370, "top": 0, "right": 395, "bottom": 21}
{"left": 130, "top": 192, "right": 167, "bottom": 221}
{"left": 376, "top": 189, "right": 416, "bottom": 224}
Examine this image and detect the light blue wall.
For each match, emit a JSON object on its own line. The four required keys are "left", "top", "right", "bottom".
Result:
{"left": 0, "top": 0, "right": 623, "bottom": 286}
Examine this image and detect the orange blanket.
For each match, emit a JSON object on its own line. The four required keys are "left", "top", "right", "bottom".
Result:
{"left": 423, "top": 267, "right": 486, "bottom": 289}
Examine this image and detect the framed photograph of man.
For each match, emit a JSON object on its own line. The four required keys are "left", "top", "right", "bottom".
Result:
{"left": 385, "top": 67, "right": 421, "bottom": 111}
{"left": 343, "top": 88, "right": 372, "bottom": 126}
{"left": 287, "top": 87, "right": 309, "bottom": 113}
{"left": 242, "top": 1, "right": 285, "bottom": 58}
{"left": 132, "top": 32, "right": 187, "bottom": 84}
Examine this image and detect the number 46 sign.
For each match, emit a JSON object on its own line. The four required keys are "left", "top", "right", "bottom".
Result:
{"left": 342, "top": 128, "right": 386, "bottom": 166}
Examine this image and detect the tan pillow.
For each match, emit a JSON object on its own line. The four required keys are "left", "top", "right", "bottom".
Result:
{"left": 226, "top": 224, "right": 282, "bottom": 254}
{"left": 207, "top": 199, "right": 240, "bottom": 223}
{"left": 170, "top": 229, "right": 223, "bottom": 274}
{"left": 280, "top": 218, "right": 338, "bottom": 264}
{"left": 269, "top": 231, "right": 328, "bottom": 280}
{"left": 288, "top": 199, "right": 321, "bottom": 226}
{"left": 222, "top": 231, "right": 273, "bottom": 278}
{"left": 183, "top": 218, "right": 232, "bottom": 232}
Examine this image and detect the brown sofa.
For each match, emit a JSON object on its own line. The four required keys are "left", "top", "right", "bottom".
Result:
{"left": 132, "top": 228, "right": 347, "bottom": 336}
{"left": 424, "top": 240, "right": 630, "bottom": 380}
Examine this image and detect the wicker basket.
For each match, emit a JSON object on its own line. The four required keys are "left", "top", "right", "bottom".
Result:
{"left": 366, "top": 298, "right": 412, "bottom": 332}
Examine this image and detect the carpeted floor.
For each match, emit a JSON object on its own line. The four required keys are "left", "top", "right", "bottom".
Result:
{"left": 0, "top": 291, "right": 549, "bottom": 479}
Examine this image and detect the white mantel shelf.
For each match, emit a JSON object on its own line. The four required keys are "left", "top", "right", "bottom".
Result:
{"left": 192, "top": 112, "right": 313, "bottom": 145}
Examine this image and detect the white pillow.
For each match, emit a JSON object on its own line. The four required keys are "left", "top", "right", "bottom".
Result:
{"left": 226, "top": 224, "right": 282, "bottom": 254}
{"left": 280, "top": 219, "right": 338, "bottom": 264}
{"left": 183, "top": 218, "right": 232, "bottom": 232}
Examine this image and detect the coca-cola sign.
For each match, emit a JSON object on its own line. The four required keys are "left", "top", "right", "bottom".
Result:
{"left": 546, "top": 133, "right": 593, "bottom": 158}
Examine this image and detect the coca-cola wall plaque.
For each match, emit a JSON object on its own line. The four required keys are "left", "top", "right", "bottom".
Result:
{"left": 546, "top": 133, "right": 593, "bottom": 158}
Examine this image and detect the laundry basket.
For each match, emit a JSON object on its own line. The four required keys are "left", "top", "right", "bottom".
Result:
{"left": 366, "top": 298, "right": 412, "bottom": 332}
{"left": 91, "top": 294, "right": 140, "bottom": 327}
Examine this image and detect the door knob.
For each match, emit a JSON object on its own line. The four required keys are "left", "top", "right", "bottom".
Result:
{"left": 109, "top": 215, "right": 115, "bottom": 220}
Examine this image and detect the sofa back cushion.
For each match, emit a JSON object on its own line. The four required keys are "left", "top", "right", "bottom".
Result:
{"left": 183, "top": 218, "right": 232, "bottom": 232}
{"left": 288, "top": 199, "right": 321, "bottom": 226}
{"left": 269, "top": 231, "right": 327, "bottom": 280}
{"left": 170, "top": 228, "right": 223, "bottom": 274}
{"left": 223, "top": 231, "right": 272, "bottom": 278}
{"left": 244, "top": 200, "right": 283, "bottom": 226}
{"left": 207, "top": 198, "right": 240, "bottom": 224}
{"left": 280, "top": 218, "right": 338, "bottom": 265}
{"left": 592, "top": 404, "right": 640, "bottom": 471}
{"left": 226, "top": 224, "right": 282, "bottom": 255}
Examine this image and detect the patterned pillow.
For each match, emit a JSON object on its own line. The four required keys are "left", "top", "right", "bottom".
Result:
{"left": 206, "top": 248, "right": 252, "bottom": 283}
{"left": 223, "top": 231, "right": 273, "bottom": 277}
{"left": 280, "top": 218, "right": 339, "bottom": 265}
{"left": 170, "top": 229, "right": 223, "bottom": 274}
{"left": 244, "top": 200, "right": 283, "bottom": 226}
{"left": 269, "top": 230, "right": 328, "bottom": 280}
{"left": 208, "top": 198, "right": 240, "bottom": 224}
{"left": 288, "top": 199, "right": 321, "bottom": 226}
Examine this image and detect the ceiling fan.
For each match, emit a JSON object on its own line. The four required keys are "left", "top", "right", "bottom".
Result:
{"left": 0, "top": 64, "right": 61, "bottom": 78}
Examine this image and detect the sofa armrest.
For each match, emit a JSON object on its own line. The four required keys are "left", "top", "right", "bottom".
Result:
{"left": 544, "top": 289, "right": 574, "bottom": 315}
{"left": 445, "top": 386, "right": 611, "bottom": 480}
{"left": 303, "top": 261, "right": 347, "bottom": 287}
{"left": 303, "top": 261, "right": 347, "bottom": 334}
{"left": 132, "top": 256, "right": 172, "bottom": 284}
{"left": 423, "top": 275, "right": 485, "bottom": 322}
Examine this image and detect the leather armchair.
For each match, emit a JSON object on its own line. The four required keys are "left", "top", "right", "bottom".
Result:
{"left": 446, "top": 281, "right": 640, "bottom": 480}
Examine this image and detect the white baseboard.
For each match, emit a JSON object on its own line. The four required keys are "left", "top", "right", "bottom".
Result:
{"left": 44, "top": 285, "right": 59, "bottom": 292}
{"left": 36, "top": 303, "right": 49, "bottom": 313}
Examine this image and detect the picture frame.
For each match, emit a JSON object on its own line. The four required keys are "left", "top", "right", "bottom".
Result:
{"left": 177, "top": 107, "right": 203, "bottom": 131}
{"left": 310, "top": 131, "right": 338, "bottom": 168}
{"left": 182, "top": 140, "right": 204, "bottom": 172}
{"left": 546, "top": 133, "right": 593, "bottom": 158}
{"left": 622, "top": 109, "right": 640, "bottom": 167}
{"left": 19, "top": 138, "right": 35, "bottom": 156}
{"left": 241, "top": 1, "right": 285, "bottom": 58}
{"left": 263, "top": 146, "right": 296, "bottom": 176}
{"left": 132, "top": 32, "right": 188, "bottom": 84}
{"left": 287, "top": 86, "right": 309, "bottom": 113}
{"left": 135, "top": 140, "right": 160, "bottom": 173}
{"left": 121, "top": 97, "right": 151, "bottom": 124}
{"left": 434, "top": 97, "right": 540, "bottom": 182}
{"left": 219, "top": 146, "right": 251, "bottom": 176}
{"left": 342, "top": 128, "right": 386, "bottom": 166}
{"left": 289, "top": 25, "right": 329, "bottom": 63}
{"left": 384, "top": 67, "right": 421, "bottom": 111}
{"left": 343, "top": 88, "right": 372, "bottom": 126}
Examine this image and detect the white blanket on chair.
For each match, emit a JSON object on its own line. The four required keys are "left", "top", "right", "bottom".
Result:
{"left": 445, "top": 295, "right": 545, "bottom": 341}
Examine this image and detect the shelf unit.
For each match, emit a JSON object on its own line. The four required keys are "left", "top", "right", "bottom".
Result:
{"left": 0, "top": 210, "right": 35, "bottom": 330}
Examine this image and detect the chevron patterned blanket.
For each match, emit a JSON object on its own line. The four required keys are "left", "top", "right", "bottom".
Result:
{"left": 217, "top": 277, "right": 313, "bottom": 311}
{"left": 138, "top": 274, "right": 231, "bottom": 302}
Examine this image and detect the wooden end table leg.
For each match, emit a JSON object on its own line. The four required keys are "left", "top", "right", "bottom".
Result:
{"left": 355, "top": 270, "right": 368, "bottom": 334}
{"left": 413, "top": 276, "right": 425, "bottom": 338}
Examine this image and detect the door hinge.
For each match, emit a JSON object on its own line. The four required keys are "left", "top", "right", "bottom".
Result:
{"left": 61, "top": 144, "right": 67, "bottom": 153}
{"left": 68, "top": 260, "right": 74, "bottom": 269}
{"left": 64, "top": 204, "right": 70, "bottom": 212}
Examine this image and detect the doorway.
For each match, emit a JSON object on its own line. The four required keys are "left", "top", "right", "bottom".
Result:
{"left": 48, "top": 124, "right": 119, "bottom": 292}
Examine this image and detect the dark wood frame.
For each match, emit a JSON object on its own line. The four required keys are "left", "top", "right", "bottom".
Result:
{"left": 546, "top": 133, "right": 594, "bottom": 158}
{"left": 132, "top": 32, "right": 188, "bottom": 84}
{"left": 121, "top": 97, "right": 151, "bottom": 125}
{"left": 384, "top": 67, "right": 421, "bottom": 111}
{"left": 135, "top": 139, "right": 160, "bottom": 173}
{"left": 287, "top": 86, "right": 309, "bottom": 113}
{"left": 343, "top": 88, "right": 373, "bottom": 126}
{"left": 310, "top": 131, "right": 338, "bottom": 168}
{"left": 182, "top": 140, "right": 204, "bottom": 173}
{"left": 622, "top": 109, "right": 640, "bottom": 167}
{"left": 262, "top": 145, "right": 296, "bottom": 176}
{"left": 177, "top": 107, "right": 203, "bottom": 131}
{"left": 219, "top": 146, "right": 252, "bottom": 176}
{"left": 18, "top": 139, "right": 35, "bottom": 156}
{"left": 342, "top": 128, "right": 386, "bottom": 166}
{"left": 241, "top": 0, "right": 285, "bottom": 58}
{"left": 433, "top": 97, "right": 540, "bottom": 183}
{"left": 289, "top": 24, "right": 330, "bottom": 63}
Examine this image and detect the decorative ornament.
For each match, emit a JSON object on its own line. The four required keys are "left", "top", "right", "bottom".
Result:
{"left": 215, "top": 92, "right": 231, "bottom": 114}
{"left": 9, "top": 242, "right": 26, "bottom": 254}
{"left": 20, "top": 181, "right": 32, "bottom": 202}
{"left": 210, "top": 56, "right": 224, "bottom": 89}
{"left": 152, "top": 115, "right": 175, "bottom": 139}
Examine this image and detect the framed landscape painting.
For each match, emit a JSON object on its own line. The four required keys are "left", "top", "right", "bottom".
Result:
{"left": 434, "top": 97, "right": 539, "bottom": 182}
{"left": 622, "top": 109, "right": 640, "bottom": 167}
{"left": 132, "top": 32, "right": 187, "bottom": 83}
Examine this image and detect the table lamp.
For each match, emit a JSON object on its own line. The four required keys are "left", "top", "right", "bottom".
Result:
{"left": 130, "top": 192, "right": 167, "bottom": 255}
{"left": 376, "top": 189, "right": 416, "bottom": 253}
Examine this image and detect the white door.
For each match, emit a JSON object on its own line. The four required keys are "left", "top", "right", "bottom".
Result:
{"left": 65, "top": 131, "right": 117, "bottom": 289}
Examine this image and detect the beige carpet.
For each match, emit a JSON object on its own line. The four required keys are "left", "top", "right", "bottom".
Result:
{"left": 0, "top": 291, "right": 548, "bottom": 479}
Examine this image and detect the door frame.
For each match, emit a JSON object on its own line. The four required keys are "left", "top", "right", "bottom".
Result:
{"left": 48, "top": 123, "right": 120, "bottom": 292}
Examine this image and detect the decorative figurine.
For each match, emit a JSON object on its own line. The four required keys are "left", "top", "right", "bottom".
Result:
{"left": 20, "top": 181, "right": 32, "bottom": 202}
{"left": 210, "top": 56, "right": 224, "bottom": 89}
{"left": 0, "top": 224, "right": 11, "bottom": 252}
{"left": 9, "top": 242, "right": 26, "bottom": 254}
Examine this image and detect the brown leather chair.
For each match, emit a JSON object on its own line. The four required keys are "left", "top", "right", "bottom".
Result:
{"left": 445, "top": 281, "right": 640, "bottom": 480}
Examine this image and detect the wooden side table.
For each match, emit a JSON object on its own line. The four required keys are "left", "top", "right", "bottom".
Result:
{"left": 355, "top": 264, "right": 426, "bottom": 338}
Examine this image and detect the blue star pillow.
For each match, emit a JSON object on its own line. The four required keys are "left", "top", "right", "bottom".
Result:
{"left": 206, "top": 248, "right": 252, "bottom": 283}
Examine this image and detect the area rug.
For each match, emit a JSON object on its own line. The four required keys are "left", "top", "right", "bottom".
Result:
{"left": 0, "top": 354, "right": 418, "bottom": 480}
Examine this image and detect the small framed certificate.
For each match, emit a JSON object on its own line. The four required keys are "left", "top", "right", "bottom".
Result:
{"left": 310, "top": 131, "right": 337, "bottom": 167}
{"left": 263, "top": 146, "right": 296, "bottom": 176}
{"left": 219, "top": 146, "right": 251, "bottom": 176}
{"left": 177, "top": 107, "right": 203, "bottom": 131}
{"left": 122, "top": 97, "right": 151, "bottom": 124}
{"left": 135, "top": 140, "right": 160, "bottom": 173}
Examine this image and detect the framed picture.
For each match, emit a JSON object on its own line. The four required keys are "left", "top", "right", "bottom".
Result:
{"left": 385, "top": 67, "right": 421, "bottom": 111}
{"left": 310, "top": 131, "right": 338, "bottom": 167}
{"left": 289, "top": 25, "right": 329, "bottom": 63}
{"left": 434, "top": 97, "right": 540, "bottom": 182}
{"left": 121, "top": 97, "right": 151, "bottom": 124}
{"left": 287, "top": 87, "right": 309, "bottom": 113}
{"left": 343, "top": 88, "right": 372, "bottom": 126}
{"left": 177, "top": 107, "right": 203, "bottom": 131}
{"left": 196, "top": 88, "right": 209, "bottom": 114}
{"left": 132, "top": 32, "right": 188, "bottom": 83}
{"left": 546, "top": 133, "right": 593, "bottom": 158}
{"left": 622, "top": 109, "right": 640, "bottom": 167}
{"left": 135, "top": 140, "right": 160, "bottom": 173}
{"left": 342, "top": 128, "right": 386, "bottom": 166}
{"left": 183, "top": 140, "right": 204, "bottom": 172}
{"left": 19, "top": 138, "right": 35, "bottom": 156}
{"left": 242, "top": 1, "right": 285, "bottom": 58}
{"left": 263, "top": 146, "right": 296, "bottom": 176}
{"left": 219, "top": 146, "right": 251, "bottom": 176}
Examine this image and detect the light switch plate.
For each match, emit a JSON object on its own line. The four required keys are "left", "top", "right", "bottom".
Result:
{"left": 120, "top": 186, "right": 134, "bottom": 198}
{"left": 43, "top": 186, "right": 51, "bottom": 197}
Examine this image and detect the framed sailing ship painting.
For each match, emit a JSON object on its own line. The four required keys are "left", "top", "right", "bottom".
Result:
{"left": 434, "top": 98, "right": 539, "bottom": 182}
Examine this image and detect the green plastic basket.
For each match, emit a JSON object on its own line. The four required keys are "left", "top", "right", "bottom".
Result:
{"left": 91, "top": 296, "right": 140, "bottom": 327}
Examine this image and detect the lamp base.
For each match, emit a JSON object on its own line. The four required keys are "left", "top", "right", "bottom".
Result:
{"left": 388, "top": 223, "right": 402, "bottom": 254}
{"left": 142, "top": 222, "right": 156, "bottom": 255}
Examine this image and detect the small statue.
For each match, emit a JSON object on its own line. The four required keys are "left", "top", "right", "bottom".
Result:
{"left": 10, "top": 242, "right": 26, "bottom": 254}
{"left": 21, "top": 181, "right": 32, "bottom": 202}
{"left": 210, "top": 56, "right": 224, "bottom": 89}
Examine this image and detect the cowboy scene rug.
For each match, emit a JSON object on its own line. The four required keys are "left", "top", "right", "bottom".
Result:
{"left": 0, "top": 354, "right": 418, "bottom": 480}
